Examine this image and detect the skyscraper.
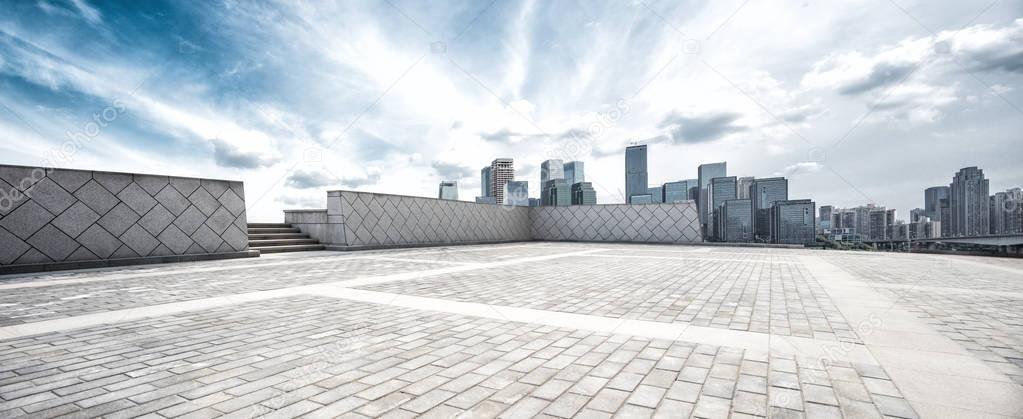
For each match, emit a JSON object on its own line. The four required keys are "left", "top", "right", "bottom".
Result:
{"left": 625, "top": 145, "right": 648, "bottom": 204}
{"left": 563, "top": 161, "right": 585, "bottom": 185}
{"left": 721, "top": 199, "right": 753, "bottom": 242}
{"left": 770, "top": 199, "right": 816, "bottom": 245}
{"left": 990, "top": 188, "right": 1022, "bottom": 235}
{"left": 949, "top": 166, "right": 989, "bottom": 237}
{"left": 924, "top": 186, "right": 949, "bottom": 221}
{"left": 662, "top": 181, "right": 689, "bottom": 203}
{"left": 737, "top": 176, "right": 754, "bottom": 200}
{"left": 750, "top": 177, "right": 787, "bottom": 242}
{"left": 819, "top": 205, "right": 833, "bottom": 232}
{"left": 541, "top": 159, "right": 565, "bottom": 185}
{"left": 503, "top": 181, "right": 529, "bottom": 206}
{"left": 542, "top": 179, "right": 571, "bottom": 206}
{"left": 490, "top": 158, "right": 514, "bottom": 205}
{"left": 571, "top": 182, "right": 597, "bottom": 205}
{"left": 708, "top": 176, "right": 737, "bottom": 240}
{"left": 480, "top": 166, "right": 492, "bottom": 198}
{"left": 648, "top": 186, "right": 664, "bottom": 203}
{"left": 697, "top": 162, "right": 727, "bottom": 235}
{"left": 438, "top": 181, "right": 458, "bottom": 201}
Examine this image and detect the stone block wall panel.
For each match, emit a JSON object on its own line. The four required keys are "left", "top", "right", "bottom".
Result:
{"left": 0, "top": 164, "right": 250, "bottom": 272}
{"left": 529, "top": 203, "right": 702, "bottom": 243}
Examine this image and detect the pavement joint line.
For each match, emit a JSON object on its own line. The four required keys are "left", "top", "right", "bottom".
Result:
{"left": 0, "top": 248, "right": 609, "bottom": 340}
{"left": 846, "top": 281, "right": 1023, "bottom": 298}
{"left": 575, "top": 253, "right": 805, "bottom": 264}
{"left": 799, "top": 255, "right": 1023, "bottom": 417}
{"left": 359, "top": 256, "right": 482, "bottom": 266}
{"left": 0, "top": 243, "right": 561, "bottom": 290}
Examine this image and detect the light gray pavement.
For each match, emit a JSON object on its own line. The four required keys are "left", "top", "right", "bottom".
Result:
{"left": 0, "top": 242, "right": 1021, "bottom": 418}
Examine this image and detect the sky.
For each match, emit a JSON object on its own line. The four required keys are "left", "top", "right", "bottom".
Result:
{"left": 1, "top": 0, "right": 1021, "bottom": 222}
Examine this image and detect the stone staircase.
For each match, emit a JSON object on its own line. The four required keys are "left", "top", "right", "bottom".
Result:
{"left": 247, "top": 223, "right": 325, "bottom": 253}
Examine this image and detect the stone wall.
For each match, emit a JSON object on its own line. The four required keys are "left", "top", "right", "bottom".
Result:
{"left": 529, "top": 203, "right": 701, "bottom": 243}
{"left": 285, "top": 190, "right": 701, "bottom": 249}
{"left": 0, "top": 165, "right": 252, "bottom": 273}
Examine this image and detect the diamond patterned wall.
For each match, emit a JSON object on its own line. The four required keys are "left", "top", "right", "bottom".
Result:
{"left": 338, "top": 191, "right": 530, "bottom": 247}
{"left": 529, "top": 203, "right": 702, "bottom": 243}
{"left": 0, "top": 165, "right": 248, "bottom": 267}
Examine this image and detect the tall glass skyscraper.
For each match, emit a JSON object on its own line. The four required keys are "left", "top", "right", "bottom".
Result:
{"left": 737, "top": 176, "right": 754, "bottom": 200}
{"left": 503, "top": 181, "right": 529, "bottom": 206}
{"left": 721, "top": 199, "right": 753, "bottom": 242}
{"left": 770, "top": 199, "right": 816, "bottom": 244}
{"left": 949, "top": 166, "right": 989, "bottom": 237}
{"left": 648, "top": 187, "right": 664, "bottom": 203}
{"left": 708, "top": 176, "right": 737, "bottom": 240}
{"left": 490, "top": 158, "right": 514, "bottom": 205}
{"left": 662, "top": 181, "right": 689, "bottom": 203}
{"left": 541, "top": 159, "right": 565, "bottom": 185}
{"left": 625, "top": 145, "right": 648, "bottom": 204}
{"left": 542, "top": 179, "right": 571, "bottom": 206}
{"left": 571, "top": 182, "right": 597, "bottom": 205}
{"left": 438, "top": 181, "right": 458, "bottom": 201}
{"left": 924, "top": 186, "right": 949, "bottom": 221}
{"left": 750, "top": 177, "right": 788, "bottom": 242}
{"left": 480, "top": 167, "right": 492, "bottom": 197}
{"left": 697, "top": 162, "right": 727, "bottom": 234}
{"left": 563, "top": 161, "right": 585, "bottom": 185}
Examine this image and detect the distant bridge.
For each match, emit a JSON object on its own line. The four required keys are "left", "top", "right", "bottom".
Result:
{"left": 864, "top": 234, "right": 1023, "bottom": 247}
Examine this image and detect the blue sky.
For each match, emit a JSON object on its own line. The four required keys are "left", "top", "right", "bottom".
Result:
{"left": 1, "top": 0, "right": 1021, "bottom": 221}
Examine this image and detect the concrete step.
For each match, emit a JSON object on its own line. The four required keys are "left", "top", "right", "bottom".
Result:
{"left": 252, "top": 244, "right": 326, "bottom": 254}
{"left": 248, "top": 233, "right": 310, "bottom": 240}
{"left": 247, "top": 227, "right": 301, "bottom": 234}
{"left": 249, "top": 238, "right": 320, "bottom": 247}
{"left": 247, "top": 223, "right": 292, "bottom": 228}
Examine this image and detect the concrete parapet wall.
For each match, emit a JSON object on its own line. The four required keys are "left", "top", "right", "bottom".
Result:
{"left": 0, "top": 165, "right": 252, "bottom": 273}
{"left": 529, "top": 203, "right": 702, "bottom": 244}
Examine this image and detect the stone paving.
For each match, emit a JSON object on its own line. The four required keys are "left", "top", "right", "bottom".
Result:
{"left": 0, "top": 243, "right": 1021, "bottom": 418}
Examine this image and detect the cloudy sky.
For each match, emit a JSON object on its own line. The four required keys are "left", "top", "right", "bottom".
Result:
{"left": 1, "top": 0, "right": 1021, "bottom": 221}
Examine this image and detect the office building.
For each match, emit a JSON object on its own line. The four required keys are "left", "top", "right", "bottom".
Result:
{"left": 868, "top": 208, "right": 889, "bottom": 241}
{"left": 625, "top": 145, "right": 648, "bottom": 204}
{"left": 490, "top": 158, "right": 514, "bottom": 205}
{"left": 697, "top": 162, "right": 727, "bottom": 234}
{"left": 688, "top": 185, "right": 699, "bottom": 202}
{"left": 991, "top": 188, "right": 1023, "bottom": 234}
{"left": 737, "top": 176, "right": 754, "bottom": 200}
{"left": 541, "top": 159, "right": 565, "bottom": 185}
{"left": 648, "top": 187, "right": 664, "bottom": 203}
{"left": 438, "top": 181, "right": 458, "bottom": 201}
{"left": 503, "top": 181, "right": 529, "bottom": 206}
{"left": 721, "top": 199, "right": 753, "bottom": 242}
{"left": 770, "top": 199, "right": 816, "bottom": 245}
{"left": 542, "top": 179, "right": 571, "bottom": 207}
{"left": 750, "top": 177, "right": 788, "bottom": 242}
{"left": 480, "top": 167, "right": 492, "bottom": 197}
{"left": 949, "top": 166, "right": 989, "bottom": 237}
{"left": 819, "top": 205, "right": 833, "bottom": 232}
{"left": 571, "top": 182, "right": 597, "bottom": 205}
{"left": 563, "top": 161, "right": 585, "bottom": 185}
{"left": 708, "top": 176, "right": 737, "bottom": 240}
{"left": 528, "top": 198, "right": 541, "bottom": 207}
{"left": 924, "top": 186, "right": 949, "bottom": 221}
{"left": 910, "top": 208, "right": 925, "bottom": 223}
{"left": 939, "top": 198, "right": 951, "bottom": 237}
{"left": 662, "top": 181, "right": 689, "bottom": 203}
{"left": 630, "top": 194, "right": 654, "bottom": 204}
{"left": 475, "top": 196, "right": 497, "bottom": 204}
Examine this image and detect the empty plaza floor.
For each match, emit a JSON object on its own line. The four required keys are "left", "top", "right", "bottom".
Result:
{"left": 0, "top": 243, "right": 1021, "bottom": 419}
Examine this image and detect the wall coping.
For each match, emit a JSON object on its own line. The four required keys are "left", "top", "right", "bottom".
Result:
{"left": 0, "top": 163, "right": 243, "bottom": 184}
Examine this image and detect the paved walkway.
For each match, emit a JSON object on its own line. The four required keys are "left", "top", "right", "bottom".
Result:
{"left": 0, "top": 243, "right": 1021, "bottom": 418}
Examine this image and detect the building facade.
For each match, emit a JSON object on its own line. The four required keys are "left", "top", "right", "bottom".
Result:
{"left": 490, "top": 158, "right": 514, "bottom": 205}
{"left": 697, "top": 162, "right": 727, "bottom": 235}
{"left": 721, "top": 199, "right": 753, "bottom": 242}
{"left": 542, "top": 179, "right": 571, "bottom": 207}
{"left": 750, "top": 177, "right": 788, "bottom": 242}
{"left": 770, "top": 199, "right": 816, "bottom": 245}
{"left": 924, "top": 186, "right": 949, "bottom": 221}
{"left": 563, "top": 161, "right": 585, "bottom": 186}
{"left": 662, "top": 181, "right": 689, "bottom": 203}
{"left": 648, "top": 186, "right": 664, "bottom": 203}
{"left": 503, "top": 181, "right": 529, "bottom": 206}
{"left": 541, "top": 159, "right": 565, "bottom": 185}
{"left": 708, "top": 176, "right": 737, "bottom": 240}
{"left": 737, "top": 176, "right": 754, "bottom": 200}
{"left": 949, "top": 166, "right": 989, "bottom": 237}
{"left": 571, "top": 182, "right": 597, "bottom": 205}
{"left": 819, "top": 205, "right": 833, "bottom": 232}
{"left": 625, "top": 145, "right": 648, "bottom": 204}
{"left": 480, "top": 166, "right": 492, "bottom": 198}
{"left": 630, "top": 194, "right": 654, "bottom": 204}
{"left": 438, "top": 181, "right": 458, "bottom": 201}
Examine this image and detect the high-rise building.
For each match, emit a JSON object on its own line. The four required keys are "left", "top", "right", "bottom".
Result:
{"left": 480, "top": 167, "right": 492, "bottom": 197}
{"left": 991, "top": 188, "right": 1023, "bottom": 235}
{"left": 698, "top": 162, "right": 727, "bottom": 235}
{"left": 924, "top": 186, "right": 949, "bottom": 221}
{"left": 819, "top": 205, "right": 833, "bottom": 232}
{"left": 563, "top": 161, "right": 585, "bottom": 186}
{"left": 708, "top": 176, "right": 737, "bottom": 240}
{"left": 688, "top": 185, "right": 699, "bottom": 201}
{"left": 750, "top": 177, "right": 788, "bottom": 242}
{"left": 438, "top": 181, "right": 458, "bottom": 201}
{"left": 770, "top": 199, "right": 816, "bottom": 245}
{"left": 949, "top": 166, "right": 989, "bottom": 237}
{"left": 868, "top": 208, "right": 889, "bottom": 241}
{"left": 541, "top": 159, "right": 565, "bottom": 185}
{"left": 939, "top": 198, "right": 951, "bottom": 237}
{"left": 475, "top": 196, "right": 497, "bottom": 204}
{"left": 737, "top": 176, "right": 755, "bottom": 200}
{"left": 528, "top": 198, "right": 541, "bottom": 207}
{"left": 625, "top": 145, "right": 648, "bottom": 204}
{"left": 630, "top": 194, "right": 654, "bottom": 204}
{"left": 571, "top": 182, "right": 597, "bottom": 205}
{"left": 490, "top": 158, "right": 514, "bottom": 205}
{"left": 648, "top": 186, "right": 664, "bottom": 203}
{"left": 542, "top": 179, "right": 571, "bottom": 207}
{"left": 662, "top": 181, "right": 689, "bottom": 203}
{"left": 503, "top": 181, "right": 529, "bottom": 206}
{"left": 721, "top": 199, "right": 753, "bottom": 242}
{"left": 910, "top": 208, "right": 925, "bottom": 223}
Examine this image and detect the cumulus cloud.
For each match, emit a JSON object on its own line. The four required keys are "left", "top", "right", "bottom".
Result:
{"left": 339, "top": 170, "right": 382, "bottom": 188}
{"left": 658, "top": 112, "right": 746, "bottom": 143}
{"left": 431, "top": 161, "right": 474, "bottom": 180}
{"left": 775, "top": 161, "right": 824, "bottom": 178}
{"left": 285, "top": 168, "right": 337, "bottom": 189}
{"left": 211, "top": 139, "right": 279, "bottom": 169}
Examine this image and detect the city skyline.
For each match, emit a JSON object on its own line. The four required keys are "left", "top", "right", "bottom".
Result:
{"left": 0, "top": 2, "right": 1019, "bottom": 222}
